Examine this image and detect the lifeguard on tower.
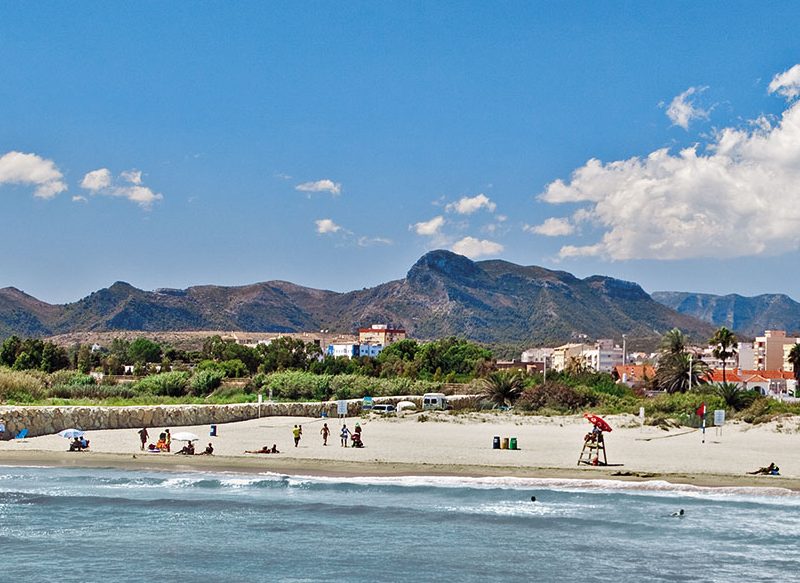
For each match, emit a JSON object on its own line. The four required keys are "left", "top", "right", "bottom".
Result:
{"left": 578, "top": 413, "right": 612, "bottom": 466}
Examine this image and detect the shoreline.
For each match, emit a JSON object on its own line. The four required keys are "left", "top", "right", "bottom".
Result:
{"left": 2, "top": 449, "right": 798, "bottom": 492}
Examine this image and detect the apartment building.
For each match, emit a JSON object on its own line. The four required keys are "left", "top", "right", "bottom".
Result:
{"left": 358, "top": 324, "right": 406, "bottom": 346}
{"left": 753, "top": 330, "right": 798, "bottom": 370}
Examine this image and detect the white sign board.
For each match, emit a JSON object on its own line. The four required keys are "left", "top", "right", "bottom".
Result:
{"left": 639, "top": 407, "right": 645, "bottom": 421}
{"left": 337, "top": 400, "right": 348, "bottom": 416}
{"left": 714, "top": 409, "right": 725, "bottom": 426}
{"left": 258, "top": 394, "right": 263, "bottom": 405}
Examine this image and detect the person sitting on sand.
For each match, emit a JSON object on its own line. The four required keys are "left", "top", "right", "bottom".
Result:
{"left": 79, "top": 436, "right": 89, "bottom": 449}
{"left": 176, "top": 442, "right": 195, "bottom": 455}
{"left": 156, "top": 437, "right": 167, "bottom": 452}
{"left": 69, "top": 437, "right": 83, "bottom": 452}
{"left": 748, "top": 462, "right": 780, "bottom": 476}
{"left": 199, "top": 443, "right": 214, "bottom": 455}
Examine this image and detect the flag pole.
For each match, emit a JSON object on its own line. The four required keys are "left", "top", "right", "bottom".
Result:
{"left": 701, "top": 408, "right": 706, "bottom": 444}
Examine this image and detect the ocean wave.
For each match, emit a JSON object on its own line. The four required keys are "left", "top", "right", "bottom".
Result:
{"left": 3, "top": 466, "right": 798, "bottom": 506}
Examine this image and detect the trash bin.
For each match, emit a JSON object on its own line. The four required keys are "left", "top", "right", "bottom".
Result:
{"left": 493, "top": 436, "right": 501, "bottom": 449}
{"left": 509, "top": 437, "right": 517, "bottom": 450}
{"left": 210, "top": 424, "right": 217, "bottom": 437}
{"left": 501, "top": 437, "right": 509, "bottom": 449}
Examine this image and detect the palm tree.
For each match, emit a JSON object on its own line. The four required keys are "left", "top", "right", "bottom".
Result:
{"left": 656, "top": 351, "right": 709, "bottom": 393}
{"left": 788, "top": 344, "right": 800, "bottom": 382}
{"left": 710, "top": 327, "right": 737, "bottom": 383}
{"left": 481, "top": 371, "right": 525, "bottom": 407}
{"left": 660, "top": 328, "right": 687, "bottom": 357}
{"left": 714, "top": 382, "right": 756, "bottom": 411}
{"left": 656, "top": 328, "right": 708, "bottom": 392}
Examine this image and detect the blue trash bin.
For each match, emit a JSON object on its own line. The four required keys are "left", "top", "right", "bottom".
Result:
{"left": 210, "top": 424, "right": 217, "bottom": 437}
{"left": 492, "top": 436, "right": 501, "bottom": 449}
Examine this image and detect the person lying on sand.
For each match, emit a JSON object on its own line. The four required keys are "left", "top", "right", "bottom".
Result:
{"left": 245, "top": 444, "right": 279, "bottom": 454}
{"left": 748, "top": 463, "right": 780, "bottom": 475}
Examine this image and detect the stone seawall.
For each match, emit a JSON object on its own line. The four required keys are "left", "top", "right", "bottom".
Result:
{"left": 0, "top": 395, "right": 477, "bottom": 440}
{"left": 0, "top": 401, "right": 359, "bottom": 440}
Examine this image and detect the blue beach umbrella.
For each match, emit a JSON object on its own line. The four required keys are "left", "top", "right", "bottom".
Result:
{"left": 58, "top": 428, "right": 85, "bottom": 439}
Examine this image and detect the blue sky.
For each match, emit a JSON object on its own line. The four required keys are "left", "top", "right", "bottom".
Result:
{"left": 3, "top": 2, "right": 800, "bottom": 304}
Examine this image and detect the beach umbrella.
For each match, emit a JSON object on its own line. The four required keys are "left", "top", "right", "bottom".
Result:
{"left": 58, "top": 428, "right": 85, "bottom": 439}
{"left": 584, "top": 413, "right": 612, "bottom": 433}
{"left": 171, "top": 431, "right": 200, "bottom": 441}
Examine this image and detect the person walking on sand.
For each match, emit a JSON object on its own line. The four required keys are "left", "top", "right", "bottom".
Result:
{"left": 165, "top": 428, "right": 172, "bottom": 452}
{"left": 138, "top": 427, "right": 149, "bottom": 451}
{"left": 292, "top": 425, "right": 301, "bottom": 447}
{"left": 340, "top": 424, "right": 351, "bottom": 447}
{"left": 321, "top": 423, "right": 330, "bottom": 446}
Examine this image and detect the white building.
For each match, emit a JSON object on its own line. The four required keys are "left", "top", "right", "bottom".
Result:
{"left": 326, "top": 343, "right": 384, "bottom": 359}
{"left": 581, "top": 339, "right": 624, "bottom": 373}
{"left": 551, "top": 339, "right": 623, "bottom": 373}
{"left": 521, "top": 347, "right": 553, "bottom": 365}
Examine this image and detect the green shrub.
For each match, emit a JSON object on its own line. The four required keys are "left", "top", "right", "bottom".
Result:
{"left": 135, "top": 371, "right": 191, "bottom": 397}
{"left": 517, "top": 381, "right": 597, "bottom": 413}
{"left": 0, "top": 366, "right": 46, "bottom": 402}
{"left": 190, "top": 369, "right": 225, "bottom": 396}
{"left": 49, "top": 370, "right": 96, "bottom": 387}
{"left": 48, "top": 384, "right": 139, "bottom": 399}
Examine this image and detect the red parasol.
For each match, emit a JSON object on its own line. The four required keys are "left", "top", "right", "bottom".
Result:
{"left": 584, "top": 413, "right": 612, "bottom": 433}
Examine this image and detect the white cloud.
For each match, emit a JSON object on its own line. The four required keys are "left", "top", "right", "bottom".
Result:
{"left": 120, "top": 169, "right": 142, "bottom": 184}
{"left": 80, "top": 168, "right": 162, "bottom": 209}
{"left": 768, "top": 64, "right": 800, "bottom": 101}
{"left": 538, "top": 95, "right": 800, "bottom": 261}
{"left": 296, "top": 179, "right": 341, "bottom": 196}
{"left": 412, "top": 215, "right": 445, "bottom": 236}
{"left": 451, "top": 236, "right": 504, "bottom": 258}
{"left": 357, "top": 236, "right": 392, "bottom": 247}
{"left": 315, "top": 218, "right": 342, "bottom": 234}
{"left": 72, "top": 195, "right": 88, "bottom": 203}
{"left": 666, "top": 86, "right": 709, "bottom": 130}
{"left": 525, "top": 217, "right": 575, "bottom": 237}
{"left": 0, "top": 151, "right": 67, "bottom": 199}
{"left": 445, "top": 193, "right": 496, "bottom": 214}
{"left": 80, "top": 168, "right": 112, "bottom": 191}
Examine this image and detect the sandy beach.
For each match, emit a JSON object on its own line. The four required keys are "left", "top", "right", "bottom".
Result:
{"left": 2, "top": 412, "right": 799, "bottom": 490}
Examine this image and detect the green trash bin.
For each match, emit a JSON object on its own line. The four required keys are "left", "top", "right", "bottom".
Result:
{"left": 509, "top": 437, "right": 517, "bottom": 450}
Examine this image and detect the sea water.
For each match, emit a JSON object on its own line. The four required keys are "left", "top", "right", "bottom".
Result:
{"left": 1, "top": 466, "right": 799, "bottom": 582}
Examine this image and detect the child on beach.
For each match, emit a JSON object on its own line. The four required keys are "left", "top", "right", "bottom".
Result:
{"left": 340, "top": 424, "right": 350, "bottom": 447}
{"left": 321, "top": 423, "right": 330, "bottom": 446}
{"left": 165, "top": 429, "right": 171, "bottom": 452}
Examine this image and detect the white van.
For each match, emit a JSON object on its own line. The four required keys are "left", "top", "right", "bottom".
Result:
{"left": 422, "top": 392, "right": 448, "bottom": 411}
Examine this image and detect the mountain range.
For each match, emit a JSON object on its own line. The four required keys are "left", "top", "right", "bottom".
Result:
{"left": 1, "top": 250, "right": 718, "bottom": 345}
{"left": 651, "top": 291, "right": 800, "bottom": 338}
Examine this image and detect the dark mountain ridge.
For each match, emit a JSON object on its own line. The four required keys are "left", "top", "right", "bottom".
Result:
{"left": 0, "top": 250, "right": 714, "bottom": 344}
{"left": 652, "top": 291, "right": 800, "bottom": 338}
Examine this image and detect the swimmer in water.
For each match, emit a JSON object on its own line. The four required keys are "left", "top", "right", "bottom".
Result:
{"left": 671, "top": 509, "right": 685, "bottom": 517}
{"left": 530, "top": 496, "right": 537, "bottom": 502}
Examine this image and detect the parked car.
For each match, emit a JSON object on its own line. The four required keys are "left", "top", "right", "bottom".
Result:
{"left": 371, "top": 404, "right": 396, "bottom": 414}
